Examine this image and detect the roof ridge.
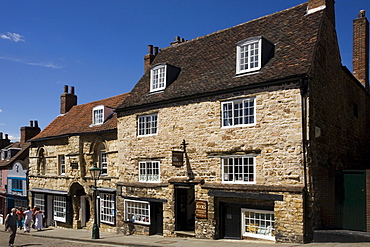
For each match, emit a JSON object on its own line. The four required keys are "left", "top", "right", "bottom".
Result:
{"left": 72, "top": 92, "right": 130, "bottom": 108}
{"left": 161, "top": 2, "right": 307, "bottom": 51}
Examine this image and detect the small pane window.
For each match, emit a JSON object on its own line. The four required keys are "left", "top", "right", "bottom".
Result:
{"left": 222, "top": 156, "right": 255, "bottom": 183}
{"left": 93, "top": 108, "right": 104, "bottom": 125}
{"left": 100, "top": 193, "right": 115, "bottom": 224}
{"left": 138, "top": 113, "right": 158, "bottom": 136}
{"left": 237, "top": 39, "right": 262, "bottom": 74}
{"left": 34, "top": 194, "right": 45, "bottom": 212}
{"left": 53, "top": 196, "right": 67, "bottom": 222}
{"left": 150, "top": 65, "right": 166, "bottom": 92}
{"left": 222, "top": 98, "right": 255, "bottom": 127}
{"left": 242, "top": 208, "right": 275, "bottom": 240}
{"left": 139, "top": 161, "right": 160, "bottom": 182}
{"left": 59, "top": 155, "right": 65, "bottom": 175}
{"left": 125, "top": 199, "right": 150, "bottom": 225}
{"left": 101, "top": 152, "right": 108, "bottom": 175}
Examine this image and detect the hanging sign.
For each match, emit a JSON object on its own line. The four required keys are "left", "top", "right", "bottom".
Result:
{"left": 172, "top": 151, "right": 184, "bottom": 167}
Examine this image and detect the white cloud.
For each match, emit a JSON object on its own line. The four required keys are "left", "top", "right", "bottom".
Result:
{"left": 0, "top": 109, "right": 2, "bottom": 113}
{"left": 0, "top": 32, "right": 25, "bottom": 42}
{"left": 0, "top": 56, "right": 63, "bottom": 69}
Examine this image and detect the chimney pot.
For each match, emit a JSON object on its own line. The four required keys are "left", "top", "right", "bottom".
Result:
{"left": 30, "top": 120, "right": 34, "bottom": 127}
{"left": 359, "top": 10, "right": 366, "bottom": 18}
{"left": 71, "top": 86, "right": 75, "bottom": 95}
{"left": 64, "top": 85, "right": 68, "bottom": 93}
{"left": 154, "top": 47, "right": 159, "bottom": 55}
{"left": 148, "top": 45, "right": 154, "bottom": 55}
{"left": 5, "top": 134, "right": 8, "bottom": 140}
{"left": 35, "top": 120, "right": 39, "bottom": 128}
{"left": 0, "top": 132, "right": 3, "bottom": 139}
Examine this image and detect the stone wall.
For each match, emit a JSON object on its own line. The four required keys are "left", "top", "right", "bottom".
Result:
{"left": 117, "top": 83, "right": 306, "bottom": 242}
{"left": 29, "top": 132, "right": 119, "bottom": 232}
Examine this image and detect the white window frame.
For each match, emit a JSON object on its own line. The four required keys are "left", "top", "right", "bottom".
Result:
{"left": 34, "top": 193, "right": 45, "bottom": 212}
{"left": 53, "top": 195, "right": 67, "bottom": 223}
{"left": 150, "top": 64, "right": 166, "bottom": 92}
{"left": 124, "top": 199, "right": 150, "bottom": 225}
{"left": 59, "top": 155, "right": 65, "bottom": 175}
{"left": 222, "top": 156, "right": 256, "bottom": 184}
{"left": 221, "top": 97, "right": 256, "bottom": 128}
{"left": 100, "top": 151, "right": 108, "bottom": 175}
{"left": 100, "top": 193, "right": 115, "bottom": 224}
{"left": 241, "top": 208, "right": 275, "bottom": 241}
{"left": 236, "top": 38, "right": 262, "bottom": 74}
{"left": 93, "top": 106, "right": 104, "bottom": 126}
{"left": 137, "top": 113, "right": 158, "bottom": 136}
{"left": 139, "top": 161, "right": 160, "bottom": 183}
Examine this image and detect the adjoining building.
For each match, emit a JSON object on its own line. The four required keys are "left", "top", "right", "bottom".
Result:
{"left": 28, "top": 85, "right": 129, "bottom": 231}
{"left": 114, "top": 0, "right": 370, "bottom": 243}
{"left": 0, "top": 122, "right": 41, "bottom": 222}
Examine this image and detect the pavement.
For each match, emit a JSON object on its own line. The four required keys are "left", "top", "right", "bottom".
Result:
{"left": 15, "top": 227, "right": 370, "bottom": 247}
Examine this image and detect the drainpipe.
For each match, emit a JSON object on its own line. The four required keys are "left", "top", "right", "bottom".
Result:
{"left": 299, "top": 78, "right": 309, "bottom": 242}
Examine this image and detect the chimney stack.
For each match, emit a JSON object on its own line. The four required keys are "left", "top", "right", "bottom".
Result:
{"left": 307, "top": 0, "right": 335, "bottom": 25}
{"left": 353, "top": 10, "right": 369, "bottom": 90}
{"left": 0, "top": 132, "right": 10, "bottom": 149}
{"left": 60, "top": 85, "right": 77, "bottom": 114}
{"left": 144, "top": 45, "right": 159, "bottom": 72}
{"left": 20, "top": 120, "right": 41, "bottom": 144}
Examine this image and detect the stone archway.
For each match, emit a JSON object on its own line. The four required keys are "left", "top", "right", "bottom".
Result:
{"left": 69, "top": 182, "right": 88, "bottom": 229}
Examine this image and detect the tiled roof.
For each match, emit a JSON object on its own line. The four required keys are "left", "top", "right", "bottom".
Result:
{"left": 0, "top": 142, "right": 30, "bottom": 169}
{"left": 31, "top": 93, "right": 129, "bottom": 141}
{"left": 117, "top": 3, "right": 322, "bottom": 110}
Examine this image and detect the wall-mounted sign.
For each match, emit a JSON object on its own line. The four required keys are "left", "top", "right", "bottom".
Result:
{"left": 172, "top": 151, "right": 184, "bottom": 167}
{"left": 196, "top": 200, "right": 208, "bottom": 219}
{"left": 70, "top": 162, "right": 78, "bottom": 169}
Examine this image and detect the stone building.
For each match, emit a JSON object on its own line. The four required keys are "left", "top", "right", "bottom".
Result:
{"left": 115, "top": 0, "right": 370, "bottom": 243}
{"left": 28, "top": 86, "right": 128, "bottom": 231}
{"left": 0, "top": 122, "right": 40, "bottom": 220}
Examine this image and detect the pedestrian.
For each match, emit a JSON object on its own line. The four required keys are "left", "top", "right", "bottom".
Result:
{"left": 16, "top": 207, "right": 24, "bottom": 229}
{"left": 23, "top": 206, "right": 33, "bottom": 233}
{"left": 4, "top": 208, "right": 19, "bottom": 247}
{"left": 34, "top": 209, "right": 44, "bottom": 231}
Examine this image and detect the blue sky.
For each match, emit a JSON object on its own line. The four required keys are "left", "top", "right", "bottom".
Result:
{"left": 0, "top": 0, "right": 369, "bottom": 142}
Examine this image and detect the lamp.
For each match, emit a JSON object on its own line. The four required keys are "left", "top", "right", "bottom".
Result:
{"left": 89, "top": 163, "right": 101, "bottom": 239}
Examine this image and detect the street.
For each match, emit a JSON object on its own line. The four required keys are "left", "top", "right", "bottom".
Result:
{"left": 0, "top": 230, "right": 127, "bottom": 247}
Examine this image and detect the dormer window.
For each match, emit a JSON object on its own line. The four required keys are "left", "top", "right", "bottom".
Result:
{"left": 92, "top": 105, "right": 114, "bottom": 126}
{"left": 236, "top": 36, "right": 274, "bottom": 75}
{"left": 149, "top": 63, "right": 181, "bottom": 93}
{"left": 150, "top": 64, "right": 166, "bottom": 92}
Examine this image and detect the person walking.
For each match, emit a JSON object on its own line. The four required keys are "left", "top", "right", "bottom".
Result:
{"left": 23, "top": 207, "right": 33, "bottom": 233}
{"left": 16, "top": 207, "right": 24, "bottom": 230}
{"left": 4, "top": 208, "right": 19, "bottom": 247}
{"left": 34, "top": 208, "right": 44, "bottom": 231}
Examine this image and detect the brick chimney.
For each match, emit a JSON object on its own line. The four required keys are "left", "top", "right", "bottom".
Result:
{"left": 0, "top": 132, "right": 10, "bottom": 149}
{"left": 20, "top": 120, "right": 41, "bottom": 144}
{"left": 60, "top": 85, "right": 77, "bottom": 114}
{"left": 307, "top": 0, "right": 335, "bottom": 25}
{"left": 144, "top": 45, "right": 159, "bottom": 72}
{"left": 353, "top": 10, "right": 369, "bottom": 90}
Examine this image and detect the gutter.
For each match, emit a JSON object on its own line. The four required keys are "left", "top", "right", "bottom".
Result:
{"left": 116, "top": 74, "right": 308, "bottom": 114}
{"left": 29, "top": 129, "right": 116, "bottom": 143}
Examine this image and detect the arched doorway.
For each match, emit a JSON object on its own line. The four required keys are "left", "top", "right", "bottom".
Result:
{"left": 69, "top": 182, "right": 89, "bottom": 229}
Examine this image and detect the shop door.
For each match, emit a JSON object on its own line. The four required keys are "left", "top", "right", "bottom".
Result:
{"left": 175, "top": 186, "right": 195, "bottom": 231}
{"left": 221, "top": 203, "right": 241, "bottom": 239}
{"left": 149, "top": 202, "right": 163, "bottom": 235}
